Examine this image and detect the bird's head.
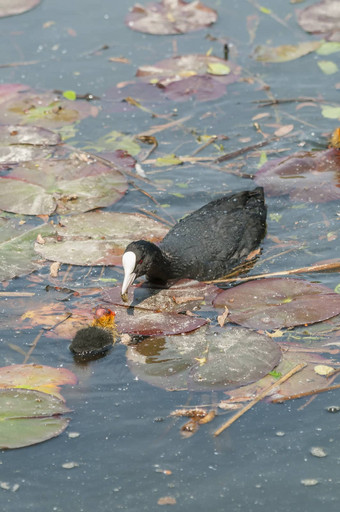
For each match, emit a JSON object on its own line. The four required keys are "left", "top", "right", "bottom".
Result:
{"left": 121, "top": 240, "right": 160, "bottom": 299}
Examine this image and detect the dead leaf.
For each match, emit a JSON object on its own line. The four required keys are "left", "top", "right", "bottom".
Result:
{"left": 217, "top": 306, "right": 229, "bottom": 327}
{"left": 274, "top": 124, "right": 294, "bottom": 137}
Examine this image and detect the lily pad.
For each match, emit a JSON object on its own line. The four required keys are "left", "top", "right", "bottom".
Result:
{"left": 0, "top": 125, "right": 61, "bottom": 165}
{"left": 252, "top": 41, "right": 322, "bottom": 62}
{"left": 0, "top": 0, "right": 41, "bottom": 18}
{"left": 126, "top": 325, "right": 281, "bottom": 391}
{"left": 103, "top": 279, "right": 220, "bottom": 313}
{"left": 164, "top": 75, "right": 227, "bottom": 102}
{"left": 0, "top": 389, "right": 70, "bottom": 450}
{"left": 298, "top": 0, "right": 340, "bottom": 41}
{"left": 0, "top": 364, "right": 77, "bottom": 401}
{"left": 223, "top": 347, "right": 338, "bottom": 405}
{"left": 254, "top": 148, "right": 340, "bottom": 203}
{"left": 34, "top": 211, "right": 169, "bottom": 265}
{"left": 213, "top": 278, "right": 340, "bottom": 330}
{"left": 0, "top": 217, "right": 55, "bottom": 281}
{"left": 0, "top": 86, "right": 97, "bottom": 128}
{"left": 126, "top": 0, "right": 217, "bottom": 35}
{"left": 137, "top": 54, "right": 240, "bottom": 87}
{"left": 0, "top": 157, "right": 127, "bottom": 215}
{"left": 113, "top": 306, "right": 207, "bottom": 336}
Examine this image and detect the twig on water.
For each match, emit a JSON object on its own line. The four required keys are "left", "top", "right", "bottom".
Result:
{"left": 206, "top": 261, "right": 340, "bottom": 285}
{"left": 214, "top": 363, "right": 306, "bottom": 437}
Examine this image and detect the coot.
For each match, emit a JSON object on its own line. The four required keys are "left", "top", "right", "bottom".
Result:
{"left": 121, "top": 187, "right": 266, "bottom": 296}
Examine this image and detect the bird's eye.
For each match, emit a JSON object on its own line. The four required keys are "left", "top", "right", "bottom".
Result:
{"left": 138, "top": 258, "right": 143, "bottom": 265}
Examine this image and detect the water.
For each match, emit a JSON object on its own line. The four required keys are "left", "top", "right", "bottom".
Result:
{"left": 1, "top": 0, "right": 340, "bottom": 510}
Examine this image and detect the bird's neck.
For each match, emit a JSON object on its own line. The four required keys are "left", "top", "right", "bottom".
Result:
{"left": 146, "top": 246, "right": 173, "bottom": 283}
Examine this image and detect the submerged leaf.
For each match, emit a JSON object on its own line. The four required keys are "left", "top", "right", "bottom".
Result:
{"left": 126, "top": 325, "right": 281, "bottom": 391}
{"left": 0, "top": 218, "right": 55, "bottom": 281}
{"left": 213, "top": 278, "right": 340, "bottom": 330}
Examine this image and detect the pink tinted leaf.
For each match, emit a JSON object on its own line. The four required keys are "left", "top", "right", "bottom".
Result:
{"left": 255, "top": 148, "right": 340, "bottom": 203}
{"left": 213, "top": 278, "right": 340, "bottom": 330}
{"left": 126, "top": 0, "right": 217, "bottom": 35}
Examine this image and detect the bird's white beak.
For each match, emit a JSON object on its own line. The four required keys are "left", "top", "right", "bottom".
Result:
{"left": 121, "top": 251, "right": 137, "bottom": 296}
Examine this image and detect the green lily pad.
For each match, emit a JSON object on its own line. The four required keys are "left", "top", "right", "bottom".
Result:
{"left": 0, "top": 388, "right": 70, "bottom": 450}
{"left": 213, "top": 278, "right": 340, "bottom": 330}
{"left": 34, "top": 211, "right": 169, "bottom": 265}
{"left": 126, "top": 325, "right": 281, "bottom": 391}
{"left": 0, "top": 157, "right": 127, "bottom": 215}
{"left": 0, "top": 217, "right": 55, "bottom": 281}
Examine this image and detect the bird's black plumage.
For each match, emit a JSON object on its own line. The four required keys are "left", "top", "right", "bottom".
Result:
{"left": 122, "top": 187, "right": 266, "bottom": 294}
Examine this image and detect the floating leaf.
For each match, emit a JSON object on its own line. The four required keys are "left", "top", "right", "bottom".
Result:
{"left": 317, "top": 59, "right": 338, "bottom": 74}
{"left": 0, "top": 218, "right": 55, "bottom": 281}
{"left": 207, "top": 62, "right": 231, "bottom": 75}
{"left": 321, "top": 105, "right": 340, "bottom": 119}
{"left": 62, "top": 90, "right": 77, "bottom": 101}
{"left": 255, "top": 147, "right": 340, "bottom": 202}
{"left": 164, "top": 75, "right": 227, "bottom": 102}
{"left": 0, "top": 86, "right": 96, "bottom": 128}
{"left": 91, "top": 131, "right": 141, "bottom": 156}
{"left": 34, "top": 211, "right": 169, "bottom": 265}
{"left": 298, "top": 0, "right": 340, "bottom": 41}
{"left": 253, "top": 41, "right": 321, "bottom": 62}
{"left": 223, "top": 348, "right": 336, "bottom": 404}
{"left": 0, "top": 157, "right": 127, "bottom": 215}
{"left": 213, "top": 278, "right": 340, "bottom": 330}
{"left": 0, "top": 389, "right": 70, "bottom": 450}
{"left": 113, "top": 307, "right": 207, "bottom": 336}
{"left": 126, "top": 324, "right": 281, "bottom": 391}
{"left": 125, "top": 0, "right": 217, "bottom": 35}
{"left": 0, "top": 364, "right": 77, "bottom": 401}
{"left": 0, "top": 125, "right": 61, "bottom": 165}
{"left": 137, "top": 54, "right": 240, "bottom": 87}
{"left": 316, "top": 41, "right": 340, "bottom": 54}
{"left": 156, "top": 154, "right": 183, "bottom": 166}
{"left": 0, "top": 0, "right": 41, "bottom": 18}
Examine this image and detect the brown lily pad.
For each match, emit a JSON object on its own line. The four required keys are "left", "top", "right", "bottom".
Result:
{"left": 213, "top": 278, "right": 340, "bottom": 330}
{"left": 126, "top": 0, "right": 217, "bottom": 35}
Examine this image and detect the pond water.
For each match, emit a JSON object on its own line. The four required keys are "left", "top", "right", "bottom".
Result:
{"left": 1, "top": 0, "right": 340, "bottom": 510}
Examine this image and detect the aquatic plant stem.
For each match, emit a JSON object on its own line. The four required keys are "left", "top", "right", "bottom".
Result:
{"left": 214, "top": 363, "right": 306, "bottom": 437}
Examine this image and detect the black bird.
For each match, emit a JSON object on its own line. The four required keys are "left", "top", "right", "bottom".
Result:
{"left": 121, "top": 187, "right": 266, "bottom": 297}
